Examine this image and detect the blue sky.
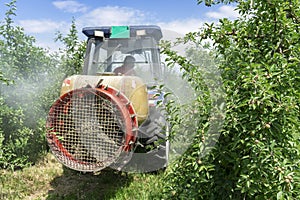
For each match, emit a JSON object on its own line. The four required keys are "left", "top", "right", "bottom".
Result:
{"left": 0, "top": 0, "right": 238, "bottom": 51}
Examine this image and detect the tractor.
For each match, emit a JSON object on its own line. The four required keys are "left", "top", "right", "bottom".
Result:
{"left": 46, "top": 25, "right": 169, "bottom": 173}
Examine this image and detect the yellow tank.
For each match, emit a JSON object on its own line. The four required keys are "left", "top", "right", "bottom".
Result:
{"left": 60, "top": 75, "right": 149, "bottom": 123}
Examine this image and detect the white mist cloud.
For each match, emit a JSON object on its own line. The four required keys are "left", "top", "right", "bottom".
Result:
{"left": 205, "top": 5, "right": 239, "bottom": 19}
{"left": 53, "top": 0, "right": 88, "bottom": 13}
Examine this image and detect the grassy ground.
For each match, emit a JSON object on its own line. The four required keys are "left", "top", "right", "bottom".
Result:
{"left": 0, "top": 153, "right": 164, "bottom": 200}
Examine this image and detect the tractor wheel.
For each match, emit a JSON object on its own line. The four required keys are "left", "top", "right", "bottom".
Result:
{"left": 120, "top": 107, "right": 169, "bottom": 173}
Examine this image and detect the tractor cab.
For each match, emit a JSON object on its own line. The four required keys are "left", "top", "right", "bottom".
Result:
{"left": 82, "top": 25, "right": 163, "bottom": 83}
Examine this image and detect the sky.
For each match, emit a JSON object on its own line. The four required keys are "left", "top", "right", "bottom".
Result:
{"left": 0, "top": 0, "right": 238, "bottom": 51}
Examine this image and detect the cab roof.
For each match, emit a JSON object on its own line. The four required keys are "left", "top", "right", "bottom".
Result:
{"left": 82, "top": 25, "right": 163, "bottom": 42}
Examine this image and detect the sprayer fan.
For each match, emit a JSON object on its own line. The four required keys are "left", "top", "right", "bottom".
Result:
{"left": 46, "top": 86, "right": 138, "bottom": 172}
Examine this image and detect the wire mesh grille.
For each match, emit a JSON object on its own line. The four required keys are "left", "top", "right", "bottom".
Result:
{"left": 46, "top": 89, "right": 125, "bottom": 172}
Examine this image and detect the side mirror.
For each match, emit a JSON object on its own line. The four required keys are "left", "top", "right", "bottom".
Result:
{"left": 161, "top": 62, "right": 168, "bottom": 81}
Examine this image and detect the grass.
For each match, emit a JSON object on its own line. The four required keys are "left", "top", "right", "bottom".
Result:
{"left": 0, "top": 153, "right": 165, "bottom": 200}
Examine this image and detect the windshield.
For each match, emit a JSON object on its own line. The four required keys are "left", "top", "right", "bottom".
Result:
{"left": 83, "top": 37, "right": 162, "bottom": 82}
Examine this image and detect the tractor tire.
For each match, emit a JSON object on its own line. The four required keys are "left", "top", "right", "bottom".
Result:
{"left": 120, "top": 107, "right": 169, "bottom": 173}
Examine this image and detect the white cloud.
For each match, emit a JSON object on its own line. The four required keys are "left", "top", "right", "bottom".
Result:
{"left": 53, "top": 1, "right": 88, "bottom": 13}
{"left": 18, "top": 19, "right": 66, "bottom": 33}
{"left": 36, "top": 40, "right": 63, "bottom": 53}
{"left": 205, "top": 5, "right": 239, "bottom": 19}
{"left": 16, "top": 5, "right": 239, "bottom": 52}
{"left": 158, "top": 19, "right": 205, "bottom": 35}
{"left": 18, "top": 19, "right": 69, "bottom": 52}
{"left": 77, "top": 6, "right": 146, "bottom": 27}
